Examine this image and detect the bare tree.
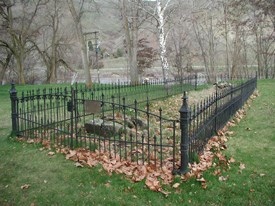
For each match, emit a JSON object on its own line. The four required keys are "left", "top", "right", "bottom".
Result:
{"left": 67, "top": 0, "right": 92, "bottom": 87}
{"left": 0, "top": 47, "right": 12, "bottom": 84}
{"left": 141, "top": 0, "right": 177, "bottom": 82}
{"left": 191, "top": 0, "right": 218, "bottom": 83}
{"left": 120, "top": 0, "right": 139, "bottom": 84}
{"left": 32, "top": 0, "right": 74, "bottom": 83}
{"left": 0, "top": 0, "right": 48, "bottom": 84}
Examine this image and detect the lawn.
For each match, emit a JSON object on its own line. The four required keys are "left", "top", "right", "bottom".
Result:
{"left": 0, "top": 80, "right": 274, "bottom": 206}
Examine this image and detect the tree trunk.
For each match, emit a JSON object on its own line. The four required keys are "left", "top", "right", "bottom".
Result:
{"left": 231, "top": 25, "right": 241, "bottom": 79}
{"left": 255, "top": 27, "right": 263, "bottom": 78}
{"left": 67, "top": 0, "right": 92, "bottom": 88}
{"left": 156, "top": 0, "right": 169, "bottom": 83}
{"left": 0, "top": 52, "right": 12, "bottom": 84}
{"left": 208, "top": 15, "right": 216, "bottom": 83}
{"left": 120, "top": 0, "right": 139, "bottom": 85}
{"left": 16, "top": 47, "right": 25, "bottom": 84}
{"left": 223, "top": 3, "right": 230, "bottom": 78}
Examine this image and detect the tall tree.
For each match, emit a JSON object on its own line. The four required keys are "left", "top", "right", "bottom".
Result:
{"left": 0, "top": 0, "right": 48, "bottom": 84}
{"left": 141, "top": 0, "right": 177, "bottom": 82}
{"left": 67, "top": 0, "right": 92, "bottom": 87}
{"left": 191, "top": 0, "right": 218, "bottom": 83}
{"left": 32, "top": 0, "right": 73, "bottom": 83}
{"left": 0, "top": 47, "right": 12, "bottom": 84}
{"left": 155, "top": 0, "right": 171, "bottom": 82}
{"left": 120, "top": 0, "right": 139, "bottom": 84}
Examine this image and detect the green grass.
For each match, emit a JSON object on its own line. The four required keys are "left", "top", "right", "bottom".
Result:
{"left": 0, "top": 80, "right": 274, "bottom": 205}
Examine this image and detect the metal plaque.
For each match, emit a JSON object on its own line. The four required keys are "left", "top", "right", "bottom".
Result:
{"left": 84, "top": 100, "right": 101, "bottom": 114}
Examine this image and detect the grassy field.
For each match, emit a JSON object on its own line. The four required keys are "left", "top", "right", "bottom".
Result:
{"left": 0, "top": 80, "right": 274, "bottom": 205}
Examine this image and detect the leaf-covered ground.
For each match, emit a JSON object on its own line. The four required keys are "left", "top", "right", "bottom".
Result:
{"left": 0, "top": 80, "right": 274, "bottom": 205}
{"left": 16, "top": 86, "right": 259, "bottom": 194}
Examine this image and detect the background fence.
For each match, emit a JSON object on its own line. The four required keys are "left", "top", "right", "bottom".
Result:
{"left": 10, "top": 73, "right": 257, "bottom": 174}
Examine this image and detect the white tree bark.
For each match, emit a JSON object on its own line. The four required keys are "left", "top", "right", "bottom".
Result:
{"left": 156, "top": 0, "right": 170, "bottom": 83}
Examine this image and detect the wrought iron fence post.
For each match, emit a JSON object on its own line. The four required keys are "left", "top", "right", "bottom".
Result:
{"left": 118, "top": 80, "right": 121, "bottom": 111}
{"left": 10, "top": 82, "right": 18, "bottom": 135}
{"left": 195, "top": 73, "right": 198, "bottom": 90}
{"left": 70, "top": 87, "right": 75, "bottom": 149}
{"left": 215, "top": 85, "right": 218, "bottom": 132}
{"left": 178, "top": 91, "right": 189, "bottom": 174}
{"left": 256, "top": 71, "right": 258, "bottom": 88}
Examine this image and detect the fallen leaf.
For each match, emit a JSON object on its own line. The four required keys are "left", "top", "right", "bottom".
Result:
{"left": 86, "top": 157, "right": 98, "bottom": 167}
{"left": 105, "top": 182, "right": 111, "bottom": 188}
{"left": 27, "top": 139, "right": 34, "bottom": 144}
{"left": 172, "top": 183, "right": 180, "bottom": 188}
{"left": 249, "top": 188, "right": 255, "bottom": 192}
{"left": 228, "top": 157, "right": 236, "bottom": 163}
{"left": 196, "top": 177, "right": 206, "bottom": 183}
{"left": 218, "top": 175, "right": 229, "bottom": 181}
{"left": 259, "top": 173, "right": 266, "bottom": 177}
{"left": 75, "top": 162, "right": 84, "bottom": 168}
{"left": 213, "top": 169, "right": 221, "bottom": 176}
{"left": 21, "top": 184, "right": 30, "bottom": 189}
{"left": 47, "top": 151, "right": 55, "bottom": 156}
{"left": 66, "top": 150, "right": 77, "bottom": 161}
{"left": 239, "top": 163, "right": 245, "bottom": 170}
{"left": 159, "top": 189, "right": 171, "bottom": 196}
{"left": 201, "top": 182, "right": 207, "bottom": 189}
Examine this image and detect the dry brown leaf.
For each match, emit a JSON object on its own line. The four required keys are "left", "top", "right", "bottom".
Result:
{"left": 228, "top": 157, "right": 236, "bottom": 163}
{"left": 105, "top": 182, "right": 111, "bottom": 188}
{"left": 132, "top": 165, "right": 147, "bottom": 182}
{"left": 86, "top": 157, "right": 98, "bottom": 167}
{"left": 27, "top": 139, "right": 35, "bottom": 144}
{"left": 75, "top": 162, "right": 84, "bottom": 168}
{"left": 66, "top": 150, "right": 77, "bottom": 160}
{"left": 225, "top": 131, "right": 234, "bottom": 136}
{"left": 48, "top": 151, "right": 55, "bottom": 156}
{"left": 201, "top": 182, "right": 207, "bottom": 189}
{"left": 213, "top": 169, "right": 221, "bottom": 176}
{"left": 172, "top": 183, "right": 180, "bottom": 188}
{"left": 218, "top": 175, "right": 229, "bottom": 181}
{"left": 158, "top": 189, "right": 171, "bottom": 196}
{"left": 21, "top": 184, "right": 30, "bottom": 189}
{"left": 239, "top": 163, "right": 246, "bottom": 170}
{"left": 145, "top": 175, "right": 161, "bottom": 191}
{"left": 42, "top": 140, "right": 51, "bottom": 149}
{"left": 196, "top": 177, "right": 206, "bottom": 183}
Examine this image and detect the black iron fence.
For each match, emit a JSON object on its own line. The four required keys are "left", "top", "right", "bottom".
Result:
{"left": 181, "top": 76, "right": 257, "bottom": 171}
{"left": 70, "top": 74, "right": 200, "bottom": 106}
{"left": 10, "top": 74, "right": 257, "bottom": 174}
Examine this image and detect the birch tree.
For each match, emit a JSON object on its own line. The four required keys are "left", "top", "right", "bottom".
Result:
{"left": 155, "top": 0, "right": 171, "bottom": 82}
{"left": 142, "top": 0, "right": 175, "bottom": 83}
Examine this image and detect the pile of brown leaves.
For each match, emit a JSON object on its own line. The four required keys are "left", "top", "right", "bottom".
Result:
{"left": 54, "top": 148, "right": 174, "bottom": 195}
